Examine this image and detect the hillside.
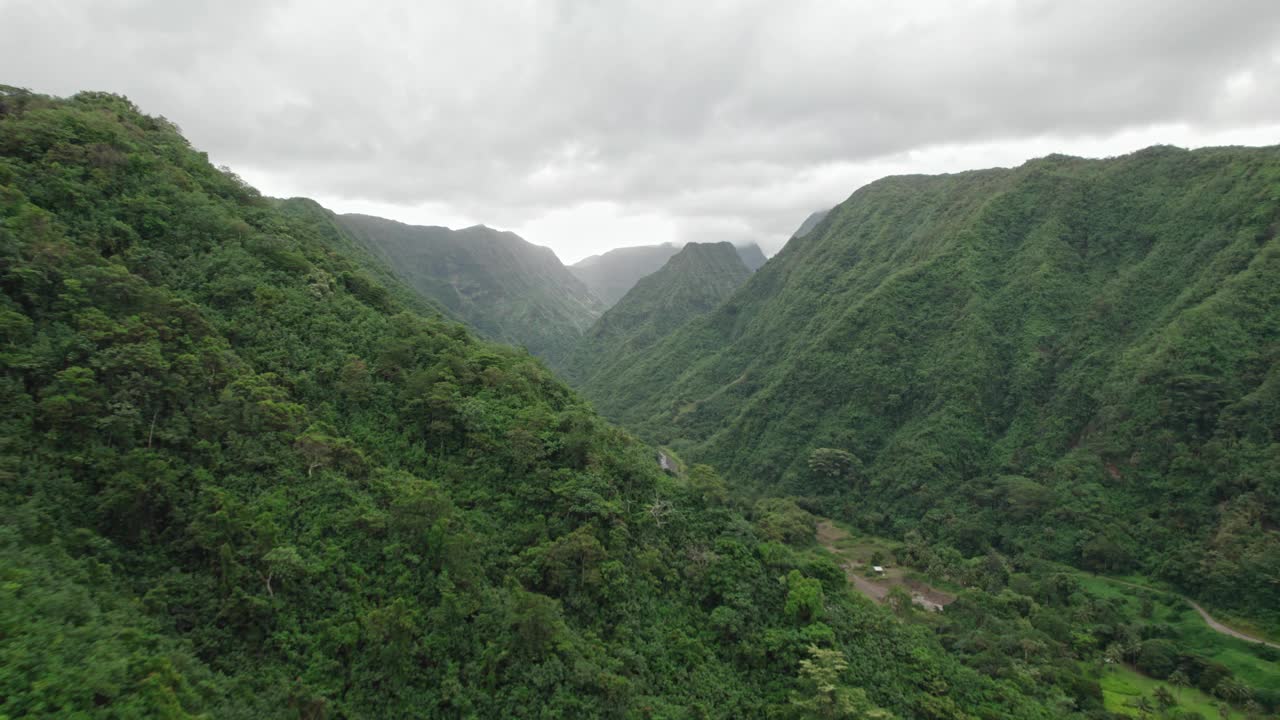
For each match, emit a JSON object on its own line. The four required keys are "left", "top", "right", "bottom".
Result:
{"left": 338, "top": 213, "right": 602, "bottom": 363}
{"left": 563, "top": 242, "right": 752, "bottom": 387}
{"left": 571, "top": 242, "right": 768, "bottom": 308}
{"left": 580, "top": 146, "right": 1280, "bottom": 628}
{"left": 0, "top": 88, "right": 1093, "bottom": 718}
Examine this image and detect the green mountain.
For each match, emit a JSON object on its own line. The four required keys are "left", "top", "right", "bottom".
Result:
{"left": 338, "top": 213, "right": 602, "bottom": 362}
{"left": 570, "top": 242, "right": 681, "bottom": 307}
{"left": 571, "top": 242, "right": 768, "bottom": 308}
{"left": 581, "top": 146, "right": 1280, "bottom": 626}
{"left": 0, "top": 88, "right": 1088, "bottom": 718}
{"left": 564, "top": 242, "right": 752, "bottom": 387}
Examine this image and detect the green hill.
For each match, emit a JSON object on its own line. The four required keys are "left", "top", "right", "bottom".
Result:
{"left": 338, "top": 213, "right": 602, "bottom": 363}
{"left": 571, "top": 242, "right": 768, "bottom": 308}
{"left": 564, "top": 242, "right": 752, "bottom": 387}
{"left": 580, "top": 146, "right": 1280, "bottom": 628}
{"left": 0, "top": 87, "right": 1087, "bottom": 718}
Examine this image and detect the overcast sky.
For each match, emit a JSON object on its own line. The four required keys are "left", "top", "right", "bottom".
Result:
{"left": 4, "top": 1, "right": 1280, "bottom": 261}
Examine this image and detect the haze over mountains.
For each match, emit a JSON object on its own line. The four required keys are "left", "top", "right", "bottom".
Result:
{"left": 571, "top": 241, "right": 771, "bottom": 308}
{"left": 563, "top": 241, "right": 754, "bottom": 387}
{"left": 337, "top": 213, "right": 603, "bottom": 363}
{"left": 333, "top": 213, "right": 785, "bottom": 363}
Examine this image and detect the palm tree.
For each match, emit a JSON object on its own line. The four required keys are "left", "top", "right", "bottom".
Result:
{"left": 1168, "top": 669, "right": 1190, "bottom": 701}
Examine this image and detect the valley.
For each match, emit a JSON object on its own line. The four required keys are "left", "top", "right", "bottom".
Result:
{"left": 2, "top": 85, "right": 1277, "bottom": 719}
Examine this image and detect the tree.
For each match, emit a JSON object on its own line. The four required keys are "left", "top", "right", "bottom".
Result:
{"left": 789, "top": 645, "right": 892, "bottom": 720}
{"left": 806, "top": 448, "right": 863, "bottom": 493}
{"left": 784, "top": 570, "right": 825, "bottom": 624}
{"left": 1153, "top": 685, "right": 1176, "bottom": 712}
{"left": 1169, "top": 669, "right": 1190, "bottom": 700}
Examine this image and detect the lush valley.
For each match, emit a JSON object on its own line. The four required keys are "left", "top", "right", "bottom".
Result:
{"left": 0, "top": 87, "right": 1127, "bottom": 719}
{"left": 564, "top": 242, "right": 753, "bottom": 389}
{"left": 580, "top": 146, "right": 1280, "bottom": 640}
{"left": 338, "top": 213, "right": 603, "bottom": 363}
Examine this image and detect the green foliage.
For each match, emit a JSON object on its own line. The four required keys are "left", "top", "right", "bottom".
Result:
{"left": 0, "top": 88, "right": 1079, "bottom": 718}
{"left": 583, "top": 145, "right": 1280, "bottom": 628}
{"left": 788, "top": 645, "right": 892, "bottom": 719}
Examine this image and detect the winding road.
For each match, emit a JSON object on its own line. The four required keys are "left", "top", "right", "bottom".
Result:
{"left": 1101, "top": 576, "right": 1280, "bottom": 650}
{"left": 819, "top": 519, "right": 1279, "bottom": 648}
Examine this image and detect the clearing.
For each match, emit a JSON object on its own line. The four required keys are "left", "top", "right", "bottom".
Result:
{"left": 816, "top": 519, "right": 954, "bottom": 612}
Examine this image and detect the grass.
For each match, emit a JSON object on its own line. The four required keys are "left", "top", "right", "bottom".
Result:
{"left": 1098, "top": 664, "right": 1240, "bottom": 718}
{"left": 1076, "top": 575, "right": 1280, "bottom": 697}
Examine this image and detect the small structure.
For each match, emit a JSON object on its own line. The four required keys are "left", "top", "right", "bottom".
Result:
{"left": 871, "top": 565, "right": 885, "bottom": 575}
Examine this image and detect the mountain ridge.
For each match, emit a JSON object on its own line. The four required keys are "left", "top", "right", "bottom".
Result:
{"left": 337, "top": 212, "right": 602, "bottom": 362}
{"left": 570, "top": 241, "right": 769, "bottom": 308}
{"left": 563, "top": 241, "right": 753, "bottom": 386}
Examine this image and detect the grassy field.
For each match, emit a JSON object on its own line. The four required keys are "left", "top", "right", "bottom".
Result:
{"left": 1076, "top": 575, "right": 1280, "bottom": 697}
{"left": 1098, "top": 664, "right": 1240, "bottom": 718}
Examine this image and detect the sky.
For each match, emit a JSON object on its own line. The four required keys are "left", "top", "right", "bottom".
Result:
{"left": 3, "top": 1, "right": 1280, "bottom": 263}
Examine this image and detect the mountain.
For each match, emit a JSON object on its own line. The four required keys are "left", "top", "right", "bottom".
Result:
{"left": 579, "top": 146, "right": 1280, "bottom": 626}
{"left": 735, "top": 242, "right": 768, "bottom": 271}
{"left": 791, "top": 208, "right": 830, "bottom": 239}
{"left": 563, "top": 242, "right": 752, "bottom": 386}
{"left": 338, "top": 213, "right": 602, "bottom": 362}
{"left": 570, "top": 242, "right": 682, "bottom": 307}
{"left": 571, "top": 242, "right": 768, "bottom": 308}
{"left": 1, "top": 88, "right": 1083, "bottom": 718}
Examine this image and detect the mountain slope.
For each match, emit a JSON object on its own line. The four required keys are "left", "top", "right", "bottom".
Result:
{"left": 570, "top": 242, "right": 682, "bottom": 307}
{"left": 0, "top": 88, "right": 1081, "bottom": 719}
{"left": 563, "top": 242, "right": 752, "bottom": 386}
{"left": 338, "top": 213, "right": 602, "bottom": 362}
{"left": 571, "top": 242, "right": 768, "bottom": 308}
{"left": 583, "top": 146, "right": 1280, "bottom": 626}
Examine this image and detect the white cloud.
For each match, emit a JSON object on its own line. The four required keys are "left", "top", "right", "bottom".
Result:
{"left": 2, "top": 0, "right": 1279, "bottom": 260}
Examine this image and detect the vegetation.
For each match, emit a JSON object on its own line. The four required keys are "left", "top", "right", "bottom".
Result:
{"left": 338, "top": 212, "right": 603, "bottom": 364}
{"left": 570, "top": 242, "right": 683, "bottom": 307}
{"left": 0, "top": 87, "right": 1103, "bottom": 718}
{"left": 582, "top": 146, "right": 1280, "bottom": 634}
{"left": 564, "top": 242, "right": 753, "bottom": 387}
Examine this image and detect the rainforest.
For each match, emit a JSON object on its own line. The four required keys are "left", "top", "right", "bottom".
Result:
{"left": 1, "top": 84, "right": 1277, "bottom": 720}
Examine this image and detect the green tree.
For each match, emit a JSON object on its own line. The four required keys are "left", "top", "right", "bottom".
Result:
{"left": 789, "top": 646, "right": 892, "bottom": 720}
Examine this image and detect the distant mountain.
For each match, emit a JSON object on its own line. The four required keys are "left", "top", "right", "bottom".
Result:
{"left": 563, "top": 242, "right": 752, "bottom": 387}
{"left": 579, "top": 146, "right": 1280, "bottom": 621}
{"left": 570, "top": 243, "right": 681, "bottom": 307}
{"left": 735, "top": 242, "right": 768, "bottom": 271}
{"left": 791, "top": 208, "right": 830, "bottom": 239}
{"left": 571, "top": 242, "right": 767, "bottom": 308}
{"left": 338, "top": 214, "right": 602, "bottom": 362}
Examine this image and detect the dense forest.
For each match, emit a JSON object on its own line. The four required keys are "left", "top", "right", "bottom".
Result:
{"left": 0, "top": 87, "right": 1123, "bottom": 718}
{"left": 578, "top": 146, "right": 1280, "bottom": 636}
{"left": 3, "top": 86, "right": 1277, "bottom": 719}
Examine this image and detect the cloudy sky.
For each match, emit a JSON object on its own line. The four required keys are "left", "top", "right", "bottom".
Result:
{"left": 4, "top": 1, "right": 1280, "bottom": 261}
